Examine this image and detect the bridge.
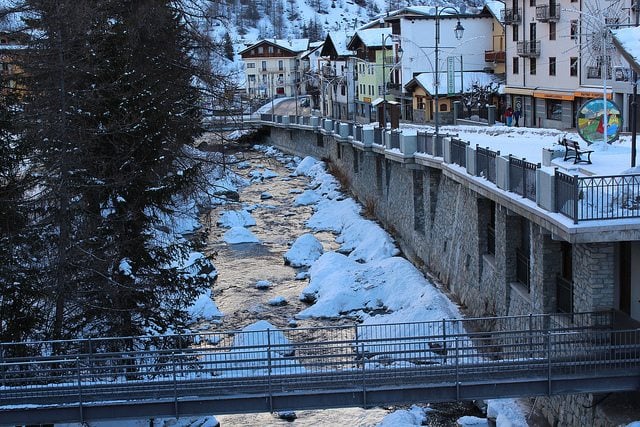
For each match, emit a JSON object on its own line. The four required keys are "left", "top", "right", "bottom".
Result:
{"left": 1, "top": 312, "right": 639, "bottom": 425}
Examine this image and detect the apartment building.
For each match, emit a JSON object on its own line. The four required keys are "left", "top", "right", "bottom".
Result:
{"left": 239, "top": 38, "right": 310, "bottom": 100}
{"left": 504, "top": 0, "right": 637, "bottom": 130}
{"left": 319, "top": 33, "right": 355, "bottom": 121}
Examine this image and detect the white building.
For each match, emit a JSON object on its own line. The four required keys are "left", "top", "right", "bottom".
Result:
{"left": 503, "top": 0, "right": 637, "bottom": 130}
{"left": 319, "top": 32, "right": 356, "bottom": 121}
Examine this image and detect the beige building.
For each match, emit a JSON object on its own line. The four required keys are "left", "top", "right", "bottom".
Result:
{"left": 239, "top": 39, "right": 310, "bottom": 100}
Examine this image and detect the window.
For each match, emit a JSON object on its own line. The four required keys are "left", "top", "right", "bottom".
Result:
{"left": 248, "top": 74, "right": 256, "bottom": 83}
{"left": 258, "top": 46, "right": 263, "bottom": 54}
{"left": 246, "top": 62, "right": 255, "bottom": 69}
{"left": 530, "top": 57, "right": 537, "bottom": 75}
{"left": 261, "top": 61, "right": 267, "bottom": 71}
{"left": 278, "top": 60, "right": 283, "bottom": 71}
{"left": 530, "top": 0, "right": 535, "bottom": 6}
{"left": 549, "top": 22, "right": 556, "bottom": 40}
{"left": 549, "top": 57, "right": 556, "bottom": 76}
{"left": 546, "top": 99, "right": 562, "bottom": 120}
{"left": 512, "top": 25, "right": 519, "bottom": 42}
{"left": 513, "top": 57, "right": 519, "bottom": 74}
{"left": 268, "top": 46, "right": 274, "bottom": 54}
{"left": 416, "top": 95, "right": 425, "bottom": 110}
{"left": 570, "top": 57, "right": 578, "bottom": 76}
{"left": 570, "top": 20, "right": 578, "bottom": 40}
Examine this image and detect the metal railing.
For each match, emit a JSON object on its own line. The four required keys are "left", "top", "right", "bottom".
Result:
{"left": 536, "top": 4, "right": 561, "bottom": 21}
{"left": 509, "top": 156, "right": 540, "bottom": 202}
{"left": 450, "top": 138, "right": 467, "bottom": 167}
{"left": 476, "top": 146, "right": 498, "bottom": 184}
{"left": 517, "top": 40, "right": 541, "bottom": 57}
{"left": 555, "top": 172, "right": 640, "bottom": 223}
{"left": 501, "top": 8, "right": 521, "bottom": 24}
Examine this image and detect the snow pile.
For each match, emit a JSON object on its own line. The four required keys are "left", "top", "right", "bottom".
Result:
{"left": 457, "top": 416, "right": 489, "bottom": 426}
{"left": 188, "top": 288, "right": 222, "bottom": 323}
{"left": 223, "top": 226, "right": 260, "bottom": 244}
{"left": 376, "top": 405, "right": 428, "bottom": 426}
{"left": 217, "top": 209, "right": 256, "bottom": 228}
{"left": 487, "top": 399, "right": 528, "bottom": 427}
{"left": 203, "top": 321, "right": 304, "bottom": 376}
{"left": 284, "top": 233, "right": 324, "bottom": 267}
{"left": 293, "top": 189, "right": 322, "bottom": 206}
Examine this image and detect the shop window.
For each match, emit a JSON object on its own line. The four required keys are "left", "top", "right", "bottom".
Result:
{"left": 546, "top": 99, "right": 562, "bottom": 121}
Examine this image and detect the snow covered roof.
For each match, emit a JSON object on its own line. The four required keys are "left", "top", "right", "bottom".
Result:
{"left": 349, "top": 27, "right": 392, "bottom": 49}
{"left": 483, "top": 1, "right": 506, "bottom": 24}
{"left": 406, "top": 71, "right": 504, "bottom": 96}
{"left": 320, "top": 32, "right": 354, "bottom": 58}
{"left": 239, "top": 38, "right": 310, "bottom": 56}
{"left": 611, "top": 27, "right": 640, "bottom": 74}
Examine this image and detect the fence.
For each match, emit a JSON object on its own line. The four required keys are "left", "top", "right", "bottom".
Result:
{"left": 509, "top": 156, "right": 540, "bottom": 202}
{"left": 259, "top": 115, "right": 640, "bottom": 223}
{"left": 555, "top": 172, "right": 640, "bottom": 223}
{"left": 476, "top": 146, "right": 498, "bottom": 184}
{"left": 450, "top": 138, "right": 468, "bottom": 167}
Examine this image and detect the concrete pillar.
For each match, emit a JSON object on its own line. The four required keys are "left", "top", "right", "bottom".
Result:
{"left": 453, "top": 101, "right": 461, "bottom": 125}
{"left": 488, "top": 105, "right": 496, "bottom": 125}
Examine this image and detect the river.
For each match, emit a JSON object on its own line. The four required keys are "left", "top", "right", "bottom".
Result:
{"left": 199, "top": 143, "right": 485, "bottom": 426}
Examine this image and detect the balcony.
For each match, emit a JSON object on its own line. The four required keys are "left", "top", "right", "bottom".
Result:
{"left": 485, "top": 50, "right": 506, "bottom": 63}
{"left": 501, "top": 8, "right": 521, "bottom": 24}
{"left": 587, "top": 66, "right": 611, "bottom": 80}
{"left": 536, "top": 4, "right": 561, "bottom": 22}
{"left": 517, "top": 40, "right": 541, "bottom": 57}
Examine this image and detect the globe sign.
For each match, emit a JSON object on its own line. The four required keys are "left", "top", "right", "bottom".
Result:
{"left": 576, "top": 98, "right": 622, "bottom": 144}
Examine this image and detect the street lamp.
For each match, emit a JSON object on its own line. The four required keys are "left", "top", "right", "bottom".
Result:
{"left": 434, "top": 6, "right": 465, "bottom": 137}
{"left": 381, "top": 33, "right": 403, "bottom": 128}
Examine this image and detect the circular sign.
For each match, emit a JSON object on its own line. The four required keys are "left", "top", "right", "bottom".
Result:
{"left": 576, "top": 98, "right": 622, "bottom": 144}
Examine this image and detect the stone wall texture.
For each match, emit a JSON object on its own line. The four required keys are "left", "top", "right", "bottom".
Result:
{"left": 265, "top": 125, "right": 629, "bottom": 426}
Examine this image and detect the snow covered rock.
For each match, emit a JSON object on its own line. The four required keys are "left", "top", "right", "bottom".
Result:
{"left": 223, "top": 227, "right": 260, "bottom": 244}
{"left": 284, "top": 233, "right": 324, "bottom": 267}
{"left": 217, "top": 209, "right": 256, "bottom": 228}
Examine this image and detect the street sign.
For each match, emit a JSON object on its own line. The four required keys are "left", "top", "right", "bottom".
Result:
{"left": 447, "top": 57, "right": 455, "bottom": 96}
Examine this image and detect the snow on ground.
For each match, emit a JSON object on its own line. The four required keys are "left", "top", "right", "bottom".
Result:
{"left": 217, "top": 209, "right": 256, "bottom": 227}
{"left": 188, "top": 288, "right": 222, "bottom": 324}
{"left": 403, "top": 123, "right": 637, "bottom": 176}
{"left": 487, "top": 399, "right": 528, "bottom": 426}
{"left": 222, "top": 226, "right": 260, "bottom": 244}
{"left": 283, "top": 233, "right": 324, "bottom": 267}
{"left": 376, "top": 405, "right": 428, "bottom": 426}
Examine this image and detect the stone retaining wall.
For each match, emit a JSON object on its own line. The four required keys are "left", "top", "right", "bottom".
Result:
{"left": 264, "top": 124, "right": 632, "bottom": 427}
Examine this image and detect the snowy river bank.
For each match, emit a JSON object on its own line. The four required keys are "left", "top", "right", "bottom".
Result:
{"left": 197, "top": 143, "right": 529, "bottom": 427}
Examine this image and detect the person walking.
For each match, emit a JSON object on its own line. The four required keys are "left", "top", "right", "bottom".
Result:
{"left": 505, "top": 106, "right": 513, "bottom": 127}
{"left": 514, "top": 109, "right": 521, "bottom": 127}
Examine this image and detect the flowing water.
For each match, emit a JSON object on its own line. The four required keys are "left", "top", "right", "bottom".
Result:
{"left": 198, "top": 144, "right": 485, "bottom": 426}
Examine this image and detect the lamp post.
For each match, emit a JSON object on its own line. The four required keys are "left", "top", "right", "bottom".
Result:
{"left": 381, "top": 33, "right": 393, "bottom": 129}
{"left": 434, "top": 6, "right": 465, "bottom": 137}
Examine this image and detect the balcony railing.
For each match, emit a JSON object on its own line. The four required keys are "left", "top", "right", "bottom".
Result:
{"left": 509, "top": 156, "right": 540, "bottom": 202}
{"left": 517, "top": 41, "right": 541, "bottom": 57}
{"left": 501, "top": 8, "right": 521, "bottom": 24}
{"left": 260, "top": 115, "right": 640, "bottom": 224}
{"left": 555, "top": 171, "right": 640, "bottom": 223}
{"left": 476, "top": 146, "right": 498, "bottom": 184}
{"left": 536, "top": 4, "right": 561, "bottom": 21}
{"left": 587, "top": 66, "right": 611, "bottom": 80}
{"left": 485, "top": 50, "right": 506, "bottom": 63}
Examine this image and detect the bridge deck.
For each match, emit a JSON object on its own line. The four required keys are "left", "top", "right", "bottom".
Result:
{"left": 1, "top": 312, "right": 639, "bottom": 425}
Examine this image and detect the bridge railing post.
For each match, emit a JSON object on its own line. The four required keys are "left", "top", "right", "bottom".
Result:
{"left": 442, "top": 318, "right": 447, "bottom": 362}
{"left": 76, "top": 356, "right": 84, "bottom": 424}
{"left": 267, "top": 329, "right": 273, "bottom": 413}
{"left": 455, "top": 335, "right": 460, "bottom": 401}
{"left": 360, "top": 342, "right": 367, "bottom": 408}
{"left": 547, "top": 332, "right": 552, "bottom": 396}
{"left": 172, "top": 351, "right": 179, "bottom": 417}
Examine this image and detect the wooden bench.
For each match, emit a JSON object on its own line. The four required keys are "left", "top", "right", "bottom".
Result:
{"left": 560, "top": 138, "right": 593, "bottom": 164}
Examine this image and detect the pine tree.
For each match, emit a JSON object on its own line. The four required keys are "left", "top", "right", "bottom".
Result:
{"left": 3, "top": 0, "right": 217, "bottom": 345}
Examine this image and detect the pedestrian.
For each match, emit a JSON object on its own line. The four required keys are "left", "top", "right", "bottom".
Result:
{"left": 505, "top": 106, "right": 513, "bottom": 127}
{"left": 514, "top": 109, "right": 521, "bottom": 127}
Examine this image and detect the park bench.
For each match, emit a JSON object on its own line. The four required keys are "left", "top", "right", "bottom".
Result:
{"left": 560, "top": 138, "right": 593, "bottom": 164}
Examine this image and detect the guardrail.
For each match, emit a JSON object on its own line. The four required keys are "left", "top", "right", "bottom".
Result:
{"left": 555, "top": 172, "right": 640, "bottom": 223}
{"left": 1, "top": 312, "right": 637, "bottom": 424}
{"left": 257, "top": 115, "right": 640, "bottom": 223}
